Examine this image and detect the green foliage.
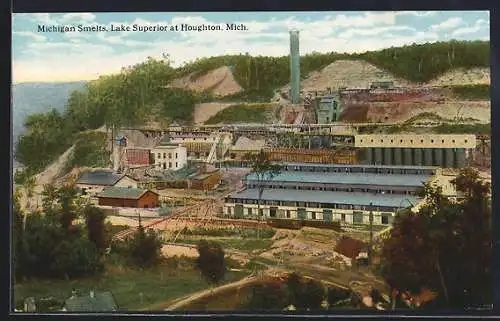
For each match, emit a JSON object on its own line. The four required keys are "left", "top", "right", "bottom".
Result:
{"left": 449, "top": 84, "right": 490, "bottom": 100}
{"left": 14, "top": 167, "right": 37, "bottom": 186}
{"left": 381, "top": 168, "right": 492, "bottom": 308}
{"left": 15, "top": 109, "right": 75, "bottom": 171}
{"left": 204, "top": 104, "right": 273, "bottom": 124}
{"left": 433, "top": 123, "right": 491, "bottom": 135}
{"left": 359, "top": 40, "right": 490, "bottom": 83}
{"left": 116, "top": 226, "right": 163, "bottom": 268}
{"left": 284, "top": 272, "right": 326, "bottom": 310}
{"left": 244, "top": 281, "right": 288, "bottom": 311}
{"left": 84, "top": 206, "right": 107, "bottom": 251}
{"left": 179, "top": 226, "right": 276, "bottom": 238}
{"left": 64, "top": 132, "right": 110, "bottom": 172}
{"left": 327, "top": 287, "right": 351, "bottom": 307}
{"left": 195, "top": 239, "right": 226, "bottom": 284}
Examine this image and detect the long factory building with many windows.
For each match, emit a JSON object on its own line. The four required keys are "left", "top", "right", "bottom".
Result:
{"left": 223, "top": 163, "right": 438, "bottom": 226}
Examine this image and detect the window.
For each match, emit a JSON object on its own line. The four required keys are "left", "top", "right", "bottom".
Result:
{"left": 341, "top": 213, "right": 346, "bottom": 222}
{"left": 286, "top": 210, "right": 291, "bottom": 218}
{"left": 391, "top": 140, "right": 393, "bottom": 143}
{"left": 169, "top": 162, "right": 172, "bottom": 168}
{"left": 163, "top": 153, "right": 166, "bottom": 159}
{"left": 168, "top": 153, "right": 172, "bottom": 159}
{"left": 175, "top": 162, "right": 178, "bottom": 167}
{"left": 162, "top": 163, "right": 166, "bottom": 169}
{"left": 311, "top": 212, "right": 316, "bottom": 220}
{"left": 371, "top": 139, "right": 374, "bottom": 143}
{"left": 420, "top": 139, "right": 424, "bottom": 143}
{"left": 400, "top": 139, "right": 403, "bottom": 143}
{"left": 442, "top": 139, "right": 445, "bottom": 143}
{"left": 381, "top": 139, "right": 383, "bottom": 143}
{"left": 452, "top": 140, "right": 455, "bottom": 143}
{"left": 360, "top": 139, "right": 363, "bottom": 143}
{"left": 157, "top": 153, "right": 161, "bottom": 159}
{"left": 247, "top": 208, "right": 252, "bottom": 215}
{"left": 381, "top": 213, "right": 390, "bottom": 225}
{"left": 410, "top": 140, "right": 413, "bottom": 143}
{"left": 431, "top": 140, "right": 434, "bottom": 143}
{"left": 175, "top": 153, "right": 178, "bottom": 158}
{"left": 464, "top": 139, "right": 468, "bottom": 143}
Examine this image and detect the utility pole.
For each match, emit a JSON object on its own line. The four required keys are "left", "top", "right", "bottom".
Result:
{"left": 369, "top": 202, "right": 374, "bottom": 265}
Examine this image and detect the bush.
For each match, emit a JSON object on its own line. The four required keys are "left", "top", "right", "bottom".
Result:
{"left": 327, "top": 287, "right": 351, "bottom": 306}
{"left": 244, "top": 281, "right": 288, "bottom": 311}
{"left": 285, "top": 273, "right": 326, "bottom": 310}
{"left": 302, "top": 220, "right": 342, "bottom": 231}
{"left": 179, "top": 226, "right": 276, "bottom": 239}
{"left": 266, "top": 219, "right": 302, "bottom": 230}
{"left": 195, "top": 240, "right": 226, "bottom": 284}
{"left": 118, "top": 226, "right": 162, "bottom": 268}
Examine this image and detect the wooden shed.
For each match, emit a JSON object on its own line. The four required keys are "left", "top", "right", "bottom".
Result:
{"left": 97, "top": 187, "right": 159, "bottom": 208}
{"left": 188, "top": 170, "right": 222, "bottom": 191}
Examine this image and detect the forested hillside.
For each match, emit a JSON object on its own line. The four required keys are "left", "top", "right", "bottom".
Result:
{"left": 14, "top": 40, "right": 490, "bottom": 174}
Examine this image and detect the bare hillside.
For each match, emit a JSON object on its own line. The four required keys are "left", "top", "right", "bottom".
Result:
{"left": 193, "top": 102, "right": 235, "bottom": 124}
{"left": 426, "top": 67, "right": 490, "bottom": 86}
{"left": 282, "top": 60, "right": 415, "bottom": 92}
{"left": 169, "top": 66, "right": 243, "bottom": 97}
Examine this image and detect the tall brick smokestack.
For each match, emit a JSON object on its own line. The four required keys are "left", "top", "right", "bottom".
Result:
{"left": 289, "top": 30, "right": 300, "bottom": 104}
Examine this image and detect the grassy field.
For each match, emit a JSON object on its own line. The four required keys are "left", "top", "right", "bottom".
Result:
{"left": 204, "top": 104, "right": 273, "bottom": 124}
{"left": 14, "top": 258, "right": 248, "bottom": 312}
{"left": 174, "top": 237, "right": 274, "bottom": 253}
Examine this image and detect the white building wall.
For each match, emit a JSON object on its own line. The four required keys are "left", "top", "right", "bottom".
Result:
{"left": 354, "top": 134, "right": 476, "bottom": 149}
{"left": 152, "top": 145, "right": 188, "bottom": 170}
{"left": 223, "top": 203, "right": 396, "bottom": 226}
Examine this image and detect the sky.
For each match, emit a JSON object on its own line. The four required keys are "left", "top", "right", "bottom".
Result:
{"left": 12, "top": 11, "right": 490, "bottom": 83}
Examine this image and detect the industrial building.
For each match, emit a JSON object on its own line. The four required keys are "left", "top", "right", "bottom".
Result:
{"left": 76, "top": 170, "right": 138, "bottom": 197}
{"left": 151, "top": 136, "right": 188, "bottom": 171}
{"left": 355, "top": 134, "right": 476, "bottom": 168}
{"left": 97, "top": 187, "right": 159, "bottom": 208}
{"left": 314, "top": 94, "right": 342, "bottom": 123}
{"left": 223, "top": 163, "right": 436, "bottom": 226}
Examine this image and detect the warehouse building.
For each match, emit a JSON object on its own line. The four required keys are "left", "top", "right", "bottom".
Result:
{"left": 355, "top": 134, "right": 476, "bottom": 168}
{"left": 97, "top": 187, "right": 159, "bottom": 208}
{"left": 76, "top": 170, "right": 138, "bottom": 197}
{"left": 224, "top": 163, "right": 436, "bottom": 226}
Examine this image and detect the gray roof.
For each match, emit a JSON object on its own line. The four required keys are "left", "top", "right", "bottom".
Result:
{"left": 229, "top": 188, "right": 419, "bottom": 208}
{"left": 279, "top": 163, "right": 438, "bottom": 170}
{"left": 244, "top": 172, "right": 431, "bottom": 188}
{"left": 97, "top": 187, "right": 156, "bottom": 200}
{"left": 76, "top": 171, "right": 126, "bottom": 186}
{"left": 64, "top": 292, "right": 117, "bottom": 312}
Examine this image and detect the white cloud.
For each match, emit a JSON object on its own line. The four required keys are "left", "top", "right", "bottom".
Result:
{"left": 338, "top": 26, "right": 415, "bottom": 38}
{"left": 9, "top": 12, "right": 473, "bottom": 82}
{"left": 430, "top": 17, "right": 464, "bottom": 31}
{"left": 12, "top": 31, "right": 46, "bottom": 42}
{"left": 451, "top": 18, "right": 489, "bottom": 36}
{"left": 395, "top": 11, "right": 437, "bottom": 17}
{"left": 59, "top": 13, "right": 96, "bottom": 23}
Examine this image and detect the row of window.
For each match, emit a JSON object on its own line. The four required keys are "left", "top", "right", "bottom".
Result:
{"left": 228, "top": 208, "right": 393, "bottom": 224}
{"left": 245, "top": 183, "right": 417, "bottom": 195}
{"left": 360, "top": 138, "right": 468, "bottom": 144}
{"left": 155, "top": 152, "right": 179, "bottom": 159}
{"left": 157, "top": 162, "right": 179, "bottom": 169}
{"left": 225, "top": 199, "right": 397, "bottom": 212}
{"left": 281, "top": 166, "right": 435, "bottom": 175}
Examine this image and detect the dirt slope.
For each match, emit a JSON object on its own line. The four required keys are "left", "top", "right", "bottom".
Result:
{"left": 426, "top": 67, "right": 490, "bottom": 86}
{"left": 282, "top": 60, "right": 415, "bottom": 92}
{"left": 169, "top": 66, "right": 243, "bottom": 97}
{"left": 193, "top": 102, "right": 235, "bottom": 124}
{"left": 19, "top": 144, "right": 76, "bottom": 212}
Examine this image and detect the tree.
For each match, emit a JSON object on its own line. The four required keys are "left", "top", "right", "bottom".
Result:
{"left": 56, "top": 185, "right": 79, "bottom": 230}
{"left": 285, "top": 273, "right": 325, "bottom": 310}
{"left": 195, "top": 240, "right": 226, "bottom": 284}
{"left": 245, "top": 281, "right": 287, "bottom": 311}
{"left": 327, "top": 287, "right": 351, "bottom": 307}
{"left": 381, "top": 168, "right": 491, "bottom": 309}
{"left": 122, "top": 226, "right": 162, "bottom": 268}
{"left": 243, "top": 149, "right": 282, "bottom": 239}
{"left": 84, "top": 206, "right": 107, "bottom": 251}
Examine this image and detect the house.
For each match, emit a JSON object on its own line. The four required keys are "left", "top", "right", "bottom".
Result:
{"left": 97, "top": 187, "right": 159, "bottom": 208}
{"left": 188, "top": 169, "right": 222, "bottom": 191}
{"left": 151, "top": 136, "right": 188, "bottom": 171}
{"left": 76, "top": 170, "right": 139, "bottom": 197}
{"left": 63, "top": 290, "right": 118, "bottom": 312}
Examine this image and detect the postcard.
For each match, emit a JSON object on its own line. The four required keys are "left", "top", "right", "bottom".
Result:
{"left": 12, "top": 11, "right": 492, "bottom": 313}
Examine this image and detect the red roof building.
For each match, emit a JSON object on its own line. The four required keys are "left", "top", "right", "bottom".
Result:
{"left": 126, "top": 149, "right": 151, "bottom": 167}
